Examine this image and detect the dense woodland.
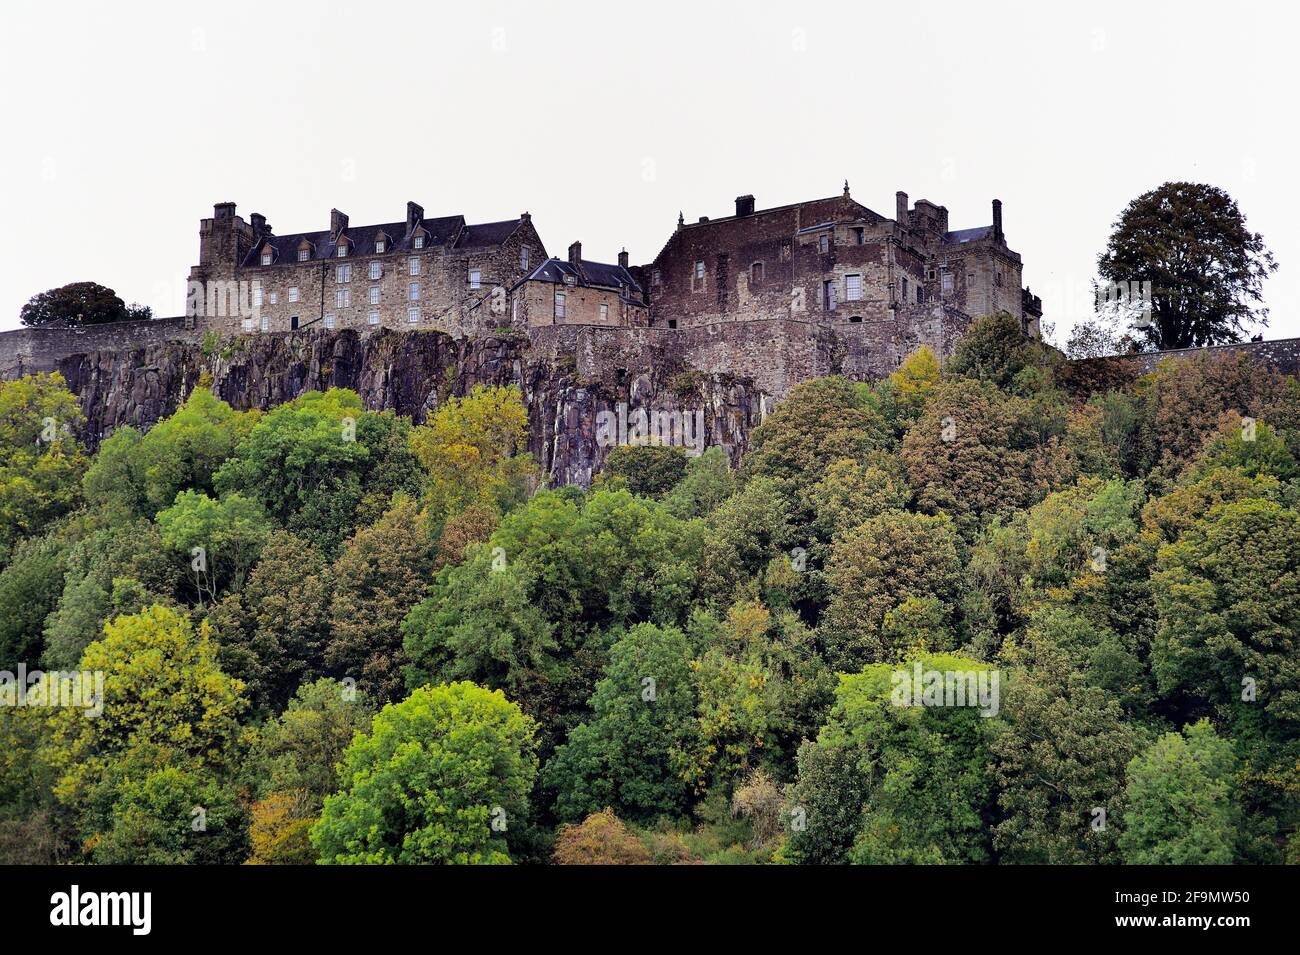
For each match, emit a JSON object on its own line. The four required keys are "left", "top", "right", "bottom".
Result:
{"left": 1, "top": 312, "right": 1298, "bottom": 865}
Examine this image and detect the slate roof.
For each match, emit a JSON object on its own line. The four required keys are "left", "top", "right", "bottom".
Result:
{"left": 944, "top": 226, "right": 993, "bottom": 244}
{"left": 243, "top": 214, "right": 522, "bottom": 266}
{"left": 522, "top": 257, "right": 643, "bottom": 295}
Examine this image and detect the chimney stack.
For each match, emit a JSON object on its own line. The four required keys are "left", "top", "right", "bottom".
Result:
{"left": 214, "top": 202, "right": 236, "bottom": 220}
{"left": 895, "top": 191, "right": 909, "bottom": 227}
{"left": 735, "top": 194, "right": 755, "bottom": 217}
{"left": 331, "top": 208, "right": 349, "bottom": 237}
{"left": 406, "top": 201, "right": 423, "bottom": 235}
{"left": 250, "top": 212, "right": 267, "bottom": 237}
{"left": 992, "top": 199, "right": 1003, "bottom": 242}
{"left": 568, "top": 241, "right": 582, "bottom": 265}
{"left": 618, "top": 248, "right": 629, "bottom": 269}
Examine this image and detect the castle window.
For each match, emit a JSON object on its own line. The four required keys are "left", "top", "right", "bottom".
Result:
{"left": 554, "top": 291, "right": 566, "bottom": 319}
{"left": 243, "top": 317, "right": 254, "bottom": 333}
{"left": 375, "top": 239, "right": 386, "bottom": 254}
{"left": 600, "top": 303, "right": 609, "bottom": 321}
{"left": 409, "top": 283, "right": 420, "bottom": 301}
{"left": 369, "top": 286, "right": 380, "bottom": 305}
{"left": 413, "top": 235, "right": 425, "bottom": 249}
{"left": 693, "top": 261, "right": 705, "bottom": 291}
{"left": 901, "top": 278, "right": 908, "bottom": 301}
{"left": 751, "top": 261, "right": 764, "bottom": 284}
{"left": 409, "top": 257, "right": 420, "bottom": 276}
{"left": 823, "top": 279, "right": 837, "bottom": 311}
{"left": 916, "top": 286, "right": 924, "bottom": 304}
{"left": 336, "top": 288, "right": 350, "bottom": 308}
{"left": 337, "top": 264, "right": 351, "bottom": 283}
{"left": 260, "top": 315, "right": 270, "bottom": 332}
{"left": 667, "top": 319, "right": 677, "bottom": 329}
{"left": 253, "top": 286, "right": 264, "bottom": 307}
{"left": 512, "top": 297, "right": 519, "bottom": 322}
{"left": 369, "top": 261, "right": 381, "bottom": 280}
{"left": 288, "top": 286, "right": 299, "bottom": 303}
{"left": 521, "top": 246, "right": 531, "bottom": 270}
{"left": 336, "top": 242, "right": 348, "bottom": 257}
{"left": 368, "top": 310, "right": 380, "bottom": 325}
{"left": 845, "top": 274, "right": 862, "bottom": 301}
{"left": 298, "top": 249, "right": 310, "bottom": 262}
{"left": 819, "top": 234, "right": 830, "bottom": 254}
{"left": 652, "top": 269, "right": 661, "bottom": 286}
{"left": 941, "top": 272, "right": 954, "bottom": 295}
{"left": 853, "top": 227, "right": 865, "bottom": 245}
{"left": 926, "top": 268, "right": 937, "bottom": 281}
{"left": 269, "top": 291, "right": 278, "bottom": 305}
{"left": 324, "top": 314, "right": 336, "bottom": 330}
{"left": 995, "top": 270, "right": 1004, "bottom": 287}
{"left": 261, "top": 250, "right": 273, "bottom": 266}
{"left": 780, "top": 241, "right": 791, "bottom": 261}
{"left": 469, "top": 269, "right": 482, "bottom": 290}
{"left": 407, "top": 306, "right": 419, "bottom": 324}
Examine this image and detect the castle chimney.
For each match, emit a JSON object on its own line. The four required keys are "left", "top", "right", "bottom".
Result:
{"left": 568, "top": 241, "right": 582, "bottom": 265}
{"left": 331, "top": 208, "right": 349, "bottom": 237}
{"left": 406, "top": 201, "right": 423, "bottom": 235}
{"left": 214, "top": 202, "right": 236, "bottom": 220}
{"left": 520, "top": 211, "right": 531, "bottom": 224}
{"left": 895, "top": 191, "right": 909, "bottom": 227}
{"left": 735, "top": 194, "right": 755, "bottom": 217}
{"left": 250, "top": 212, "right": 267, "bottom": 237}
{"left": 992, "top": 199, "right": 1003, "bottom": 242}
{"left": 618, "top": 248, "right": 629, "bottom": 269}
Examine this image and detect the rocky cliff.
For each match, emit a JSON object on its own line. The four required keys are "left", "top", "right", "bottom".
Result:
{"left": 52, "top": 328, "right": 768, "bottom": 486}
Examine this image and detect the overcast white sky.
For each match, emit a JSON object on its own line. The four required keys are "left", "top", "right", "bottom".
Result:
{"left": 0, "top": 0, "right": 1295, "bottom": 341}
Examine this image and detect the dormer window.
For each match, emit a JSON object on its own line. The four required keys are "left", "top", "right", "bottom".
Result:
{"left": 336, "top": 242, "right": 348, "bottom": 257}
{"left": 261, "top": 249, "right": 273, "bottom": 266}
{"left": 298, "top": 249, "right": 310, "bottom": 262}
{"left": 413, "top": 234, "right": 425, "bottom": 250}
{"left": 375, "top": 239, "right": 386, "bottom": 254}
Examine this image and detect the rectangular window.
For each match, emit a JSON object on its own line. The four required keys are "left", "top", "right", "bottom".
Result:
{"left": 652, "top": 269, "right": 661, "bottom": 286}
{"left": 853, "top": 227, "right": 865, "bottom": 245}
{"left": 368, "top": 310, "right": 380, "bottom": 325}
{"left": 521, "top": 246, "right": 530, "bottom": 270}
{"left": 242, "top": 317, "right": 254, "bottom": 333}
{"left": 324, "top": 314, "right": 336, "bottom": 330}
{"left": 298, "top": 249, "right": 310, "bottom": 262}
{"left": 253, "top": 286, "right": 264, "bottom": 307}
{"left": 269, "top": 291, "right": 278, "bottom": 305}
{"left": 941, "top": 272, "right": 954, "bottom": 295}
{"left": 512, "top": 297, "right": 519, "bottom": 322}
{"left": 261, "top": 251, "right": 272, "bottom": 266}
{"left": 751, "top": 262, "right": 764, "bottom": 284}
{"left": 336, "top": 244, "right": 347, "bottom": 257}
{"left": 409, "top": 258, "right": 420, "bottom": 276}
{"left": 819, "top": 234, "right": 830, "bottom": 254}
{"left": 555, "top": 291, "right": 566, "bottom": 319}
{"left": 780, "top": 241, "right": 791, "bottom": 261}
{"left": 469, "top": 269, "right": 481, "bottom": 290}
{"left": 916, "top": 286, "right": 924, "bottom": 304}
{"left": 823, "top": 279, "right": 837, "bottom": 311}
{"left": 600, "top": 303, "right": 609, "bottom": 321}
{"left": 693, "top": 261, "right": 705, "bottom": 291}
{"left": 288, "top": 286, "right": 299, "bottom": 303}
{"left": 337, "top": 264, "right": 351, "bottom": 283}
{"left": 368, "top": 261, "right": 381, "bottom": 280}
{"left": 901, "top": 278, "right": 908, "bottom": 301}
{"left": 413, "top": 235, "right": 425, "bottom": 249}
{"left": 375, "top": 239, "right": 386, "bottom": 254}
{"left": 407, "top": 306, "right": 419, "bottom": 324}
{"left": 260, "top": 315, "right": 270, "bottom": 332}
{"left": 409, "top": 283, "right": 420, "bottom": 301}
{"left": 336, "top": 288, "right": 350, "bottom": 308}
{"left": 369, "top": 286, "right": 380, "bottom": 305}
{"left": 845, "top": 274, "right": 862, "bottom": 301}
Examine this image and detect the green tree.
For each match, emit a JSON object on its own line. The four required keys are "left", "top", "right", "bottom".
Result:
{"left": 1119, "top": 720, "right": 1239, "bottom": 864}
{"left": 601, "top": 444, "right": 690, "bottom": 498}
{"left": 0, "top": 531, "right": 65, "bottom": 669}
{"left": 19, "top": 281, "right": 150, "bottom": 327}
{"left": 325, "top": 497, "right": 432, "bottom": 704}
{"left": 0, "top": 373, "right": 86, "bottom": 557}
{"left": 945, "top": 311, "right": 1057, "bottom": 393}
{"left": 156, "top": 490, "right": 271, "bottom": 603}
{"left": 544, "top": 623, "right": 696, "bottom": 822}
{"left": 312, "top": 681, "right": 538, "bottom": 864}
{"left": 1098, "top": 182, "right": 1276, "bottom": 348}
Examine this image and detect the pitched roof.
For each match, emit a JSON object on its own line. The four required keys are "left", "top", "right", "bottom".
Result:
{"left": 944, "top": 226, "right": 993, "bottom": 244}
{"left": 520, "top": 257, "right": 644, "bottom": 299}
{"left": 242, "top": 213, "right": 523, "bottom": 266}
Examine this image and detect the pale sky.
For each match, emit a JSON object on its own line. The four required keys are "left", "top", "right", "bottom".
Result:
{"left": 0, "top": 0, "right": 1295, "bottom": 342}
